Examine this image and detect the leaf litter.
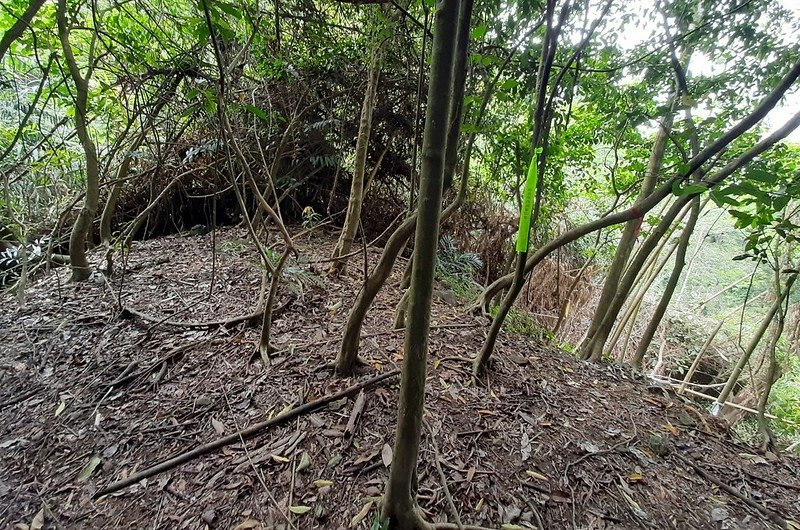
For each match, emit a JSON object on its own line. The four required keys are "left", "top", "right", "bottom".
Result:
{"left": 0, "top": 227, "right": 798, "bottom": 529}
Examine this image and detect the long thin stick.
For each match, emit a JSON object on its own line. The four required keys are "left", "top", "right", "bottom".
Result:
{"left": 94, "top": 369, "right": 399, "bottom": 498}
{"left": 674, "top": 453, "right": 789, "bottom": 529}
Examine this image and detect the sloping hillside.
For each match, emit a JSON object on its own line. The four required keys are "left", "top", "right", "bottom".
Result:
{"left": 1, "top": 228, "right": 798, "bottom": 530}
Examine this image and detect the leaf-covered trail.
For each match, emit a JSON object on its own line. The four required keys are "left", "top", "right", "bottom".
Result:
{"left": 1, "top": 227, "right": 798, "bottom": 529}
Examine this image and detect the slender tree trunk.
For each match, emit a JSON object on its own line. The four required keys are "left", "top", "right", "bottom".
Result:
{"left": 382, "top": 0, "right": 467, "bottom": 526}
{"left": 338, "top": 0, "right": 476, "bottom": 372}
{"left": 756, "top": 268, "right": 789, "bottom": 449}
{"left": 631, "top": 197, "right": 700, "bottom": 368}
{"left": 393, "top": 0, "right": 472, "bottom": 327}
{"left": 584, "top": 199, "right": 692, "bottom": 361}
{"left": 100, "top": 75, "right": 182, "bottom": 245}
{"left": 473, "top": 0, "right": 563, "bottom": 376}
{"left": 580, "top": 112, "right": 673, "bottom": 358}
{"left": 57, "top": 0, "right": 99, "bottom": 282}
{"left": 714, "top": 272, "right": 797, "bottom": 415}
{"left": 678, "top": 319, "right": 724, "bottom": 394}
{"left": 608, "top": 232, "right": 678, "bottom": 354}
{"left": 330, "top": 40, "right": 384, "bottom": 274}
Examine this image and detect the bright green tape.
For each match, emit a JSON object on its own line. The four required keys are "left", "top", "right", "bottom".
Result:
{"left": 515, "top": 150, "right": 539, "bottom": 253}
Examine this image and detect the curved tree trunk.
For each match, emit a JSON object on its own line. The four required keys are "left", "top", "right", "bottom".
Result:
{"left": 473, "top": 0, "right": 561, "bottom": 376}
{"left": 57, "top": 0, "right": 99, "bottom": 282}
{"left": 337, "top": 0, "right": 474, "bottom": 374}
{"left": 756, "top": 284, "right": 789, "bottom": 449}
{"left": 382, "top": 0, "right": 468, "bottom": 526}
{"left": 472, "top": 63, "right": 800, "bottom": 315}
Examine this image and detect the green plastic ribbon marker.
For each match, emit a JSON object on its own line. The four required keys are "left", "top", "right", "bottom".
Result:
{"left": 515, "top": 149, "right": 540, "bottom": 253}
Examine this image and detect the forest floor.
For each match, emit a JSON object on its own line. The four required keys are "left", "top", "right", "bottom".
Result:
{"left": 1, "top": 226, "right": 799, "bottom": 530}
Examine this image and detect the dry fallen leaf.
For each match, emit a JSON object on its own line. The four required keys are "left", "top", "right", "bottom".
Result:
{"left": 211, "top": 418, "right": 225, "bottom": 435}
{"left": 30, "top": 509, "right": 44, "bottom": 530}
{"left": 232, "top": 518, "right": 261, "bottom": 530}
{"left": 381, "top": 443, "right": 393, "bottom": 468}
{"left": 525, "top": 470, "right": 548, "bottom": 481}
{"left": 297, "top": 451, "right": 312, "bottom": 472}
{"left": 350, "top": 501, "right": 373, "bottom": 527}
{"left": 77, "top": 456, "right": 102, "bottom": 482}
{"left": 521, "top": 431, "right": 531, "bottom": 462}
{"left": 466, "top": 466, "right": 476, "bottom": 482}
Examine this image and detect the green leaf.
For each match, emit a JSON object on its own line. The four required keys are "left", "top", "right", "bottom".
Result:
{"left": 673, "top": 183, "right": 707, "bottom": 196}
{"left": 245, "top": 104, "right": 268, "bottom": 121}
{"left": 214, "top": 1, "right": 242, "bottom": 18}
{"left": 500, "top": 79, "right": 519, "bottom": 90}
{"left": 471, "top": 25, "right": 488, "bottom": 40}
{"left": 747, "top": 169, "right": 777, "bottom": 185}
{"left": 288, "top": 505, "right": 312, "bottom": 515}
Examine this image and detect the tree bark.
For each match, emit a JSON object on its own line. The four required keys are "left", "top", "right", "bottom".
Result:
{"left": 580, "top": 111, "right": 673, "bottom": 358}
{"left": 473, "top": 0, "right": 562, "bottom": 376}
{"left": 0, "top": 0, "right": 46, "bottom": 62}
{"left": 57, "top": 0, "right": 100, "bottom": 282}
{"left": 631, "top": 196, "right": 700, "bottom": 368}
{"left": 472, "top": 65, "right": 800, "bottom": 314}
{"left": 382, "top": 0, "right": 467, "bottom": 526}
{"left": 714, "top": 272, "right": 797, "bottom": 415}
{"left": 330, "top": 39, "right": 384, "bottom": 274}
{"left": 756, "top": 280, "right": 789, "bottom": 449}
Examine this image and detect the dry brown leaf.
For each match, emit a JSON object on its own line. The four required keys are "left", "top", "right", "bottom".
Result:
{"left": 381, "top": 443, "right": 393, "bottom": 467}
{"left": 350, "top": 501, "right": 373, "bottom": 527}
{"left": 30, "top": 509, "right": 44, "bottom": 530}
{"left": 232, "top": 518, "right": 261, "bottom": 530}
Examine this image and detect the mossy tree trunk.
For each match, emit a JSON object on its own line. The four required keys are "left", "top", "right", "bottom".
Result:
{"left": 381, "top": 0, "right": 468, "bottom": 526}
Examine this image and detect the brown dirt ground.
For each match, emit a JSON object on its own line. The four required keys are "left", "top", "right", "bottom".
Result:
{"left": 1, "top": 226, "right": 799, "bottom": 530}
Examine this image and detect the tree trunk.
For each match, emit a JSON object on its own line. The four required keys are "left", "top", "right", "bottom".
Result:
{"left": 330, "top": 40, "right": 384, "bottom": 274}
{"left": 382, "top": 0, "right": 468, "bottom": 526}
{"left": 584, "top": 199, "right": 692, "bottom": 361}
{"left": 757, "top": 286, "right": 788, "bottom": 449}
{"left": 580, "top": 112, "right": 673, "bottom": 358}
{"left": 713, "top": 272, "right": 797, "bottom": 416}
{"left": 57, "top": 0, "right": 99, "bottom": 282}
{"left": 100, "top": 75, "right": 182, "bottom": 245}
{"left": 630, "top": 196, "right": 700, "bottom": 368}
{"left": 473, "top": 0, "right": 563, "bottom": 375}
